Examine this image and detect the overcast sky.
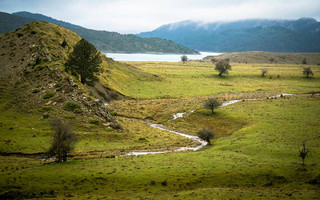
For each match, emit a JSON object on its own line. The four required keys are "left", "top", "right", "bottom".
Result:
{"left": 1, "top": 0, "right": 320, "bottom": 33}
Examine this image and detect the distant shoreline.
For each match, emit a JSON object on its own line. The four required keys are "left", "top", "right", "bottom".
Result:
{"left": 104, "top": 51, "right": 222, "bottom": 62}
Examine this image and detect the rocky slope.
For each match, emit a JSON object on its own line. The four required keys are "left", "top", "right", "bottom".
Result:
{"left": 0, "top": 21, "right": 146, "bottom": 128}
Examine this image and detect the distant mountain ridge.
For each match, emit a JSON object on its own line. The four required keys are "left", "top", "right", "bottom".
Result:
{"left": 0, "top": 11, "right": 34, "bottom": 34}
{"left": 0, "top": 11, "right": 198, "bottom": 54}
{"left": 13, "top": 11, "right": 85, "bottom": 29}
{"left": 138, "top": 18, "right": 320, "bottom": 53}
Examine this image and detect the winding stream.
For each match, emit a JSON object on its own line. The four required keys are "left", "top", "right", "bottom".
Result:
{"left": 125, "top": 93, "right": 293, "bottom": 156}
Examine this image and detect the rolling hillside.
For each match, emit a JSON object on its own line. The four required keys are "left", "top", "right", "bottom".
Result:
{"left": 138, "top": 18, "right": 320, "bottom": 53}
{"left": 0, "top": 20, "right": 156, "bottom": 131}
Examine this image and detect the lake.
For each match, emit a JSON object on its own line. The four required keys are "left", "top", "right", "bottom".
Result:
{"left": 104, "top": 52, "right": 222, "bottom": 62}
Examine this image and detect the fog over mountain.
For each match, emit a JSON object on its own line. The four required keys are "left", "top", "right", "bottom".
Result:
{"left": 138, "top": 18, "right": 320, "bottom": 52}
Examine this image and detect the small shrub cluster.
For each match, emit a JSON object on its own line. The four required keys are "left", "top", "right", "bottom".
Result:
{"left": 61, "top": 39, "right": 68, "bottom": 48}
{"left": 43, "top": 91, "right": 55, "bottom": 99}
{"left": 110, "top": 111, "right": 118, "bottom": 116}
{"left": 63, "top": 101, "right": 81, "bottom": 112}
{"left": 38, "top": 106, "right": 53, "bottom": 112}
{"left": 32, "top": 88, "right": 40, "bottom": 93}
{"left": 64, "top": 114, "right": 76, "bottom": 119}
{"left": 88, "top": 118, "right": 100, "bottom": 125}
{"left": 20, "top": 83, "right": 30, "bottom": 88}
{"left": 197, "top": 128, "right": 214, "bottom": 144}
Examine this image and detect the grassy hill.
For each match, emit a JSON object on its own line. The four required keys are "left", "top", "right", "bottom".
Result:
{"left": 1, "top": 59, "right": 319, "bottom": 199}
{"left": 203, "top": 51, "right": 320, "bottom": 65}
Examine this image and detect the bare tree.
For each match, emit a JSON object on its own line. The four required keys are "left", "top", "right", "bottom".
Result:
{"left": 197, "top": 128, "right": 214, "bottom": 144}
{"left": 269, "top": 57, "right": 275, "bottom": 63}
{"left": 181, "top": 55, "right": 188, "bottom": 63}
{"left": 261, "top": 68, "right": 268, "bottom": 77}
{"left": 48, "top": 119, "right": 77, "bottom": 162}
{"left": 302, "top": 58, "right": 307, "bottom": 65}
{"left": 204, "top": 98, "right": 222, "bottom": 114}
{"left": 299, "top": 141, "right": 310, "bottom": 166}
{"left": 303, "top": 67, "right": 314, "bottom": 78}
{"left": 215, "top": 60, "right": 232, "bottom": 77}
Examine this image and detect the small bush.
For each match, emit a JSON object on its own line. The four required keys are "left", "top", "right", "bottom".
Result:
{"left": 88, "top": 118, "right": 100, "bottom": 125}
{"left": 112, "top": 123, "right": 122, "bottom": 130}
{"left": 38, "top": 106, "right": 53, "bottom": 112}
{"left": 64, "top": 114, "right": 76, "bottom": 119}
{"left": 110, "top": 111, "right": 118, "bottom": 116}
{"left": 43, "top": 91, "right": 55, "bottom": 99}
{"left": 34, "top": 57, "right": 41, "bottom": 66}
{"left": 197, "top": 128, "right": 214, "bottom": 144}
{"left": 61, "top": 39, "right": 68, "bottom": 48}
{"left": 20, "top": 83, "right": 30, "bottom": 88}
{"left": 138, "top": 137, "right": 147, "bottom": 141}
{"left": 32, "top": 88, "right": 40, "bottom": 93}
{"left": 43, "top": 113, "right": 50, "bottom": 119}
{"left": 63, "top": 101, "right": 81, "bottom": 112}
{"left": 204, "top": 98, "right": 222, "bottom": 114}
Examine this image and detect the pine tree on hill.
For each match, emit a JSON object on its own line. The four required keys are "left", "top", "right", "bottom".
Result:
{"left": 66, "top": 38, "right": 102, "bottom": 84}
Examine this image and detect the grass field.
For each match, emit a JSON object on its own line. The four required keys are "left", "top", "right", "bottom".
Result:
{"left": 118, "top": 62, "right": 320, "bottom": 99}
{"left": 1, "top": 62, "right": 320, "bottom": 199}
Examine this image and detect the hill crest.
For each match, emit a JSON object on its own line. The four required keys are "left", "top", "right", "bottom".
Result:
{"left": 0, "top": 21, "right": 151, "bottom": 128}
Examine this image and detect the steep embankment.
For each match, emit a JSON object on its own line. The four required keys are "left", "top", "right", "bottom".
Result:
{"left": 203, "top": 51, "right": 320, "bottom": 64}
{"left": 0, "top": 21, "right": 153, "bottom": 128}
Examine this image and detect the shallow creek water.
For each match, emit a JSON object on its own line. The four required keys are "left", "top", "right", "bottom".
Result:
{"left": 124, "top": 93, "right": 292, "bottom": 156}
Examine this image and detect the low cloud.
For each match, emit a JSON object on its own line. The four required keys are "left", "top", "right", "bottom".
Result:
{"left": 1, "top": 0, "right": 319, "bottom": 33}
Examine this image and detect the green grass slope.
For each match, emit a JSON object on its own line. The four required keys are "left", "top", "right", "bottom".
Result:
{"left": 0, "top": 22, "right": 319, "bottom": 199}
{"left": 115, "top": 61, "right": 320, "bottom": 99}
{"left": 1, "top": 95, "right": 319, "bottom": 199}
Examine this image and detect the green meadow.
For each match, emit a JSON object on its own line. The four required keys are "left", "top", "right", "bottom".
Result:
{"left": 118, "top": 62, "right": 320, "bottom": 99}
{"left": 1, "top": 61, "right": 320, "bottom": 199}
